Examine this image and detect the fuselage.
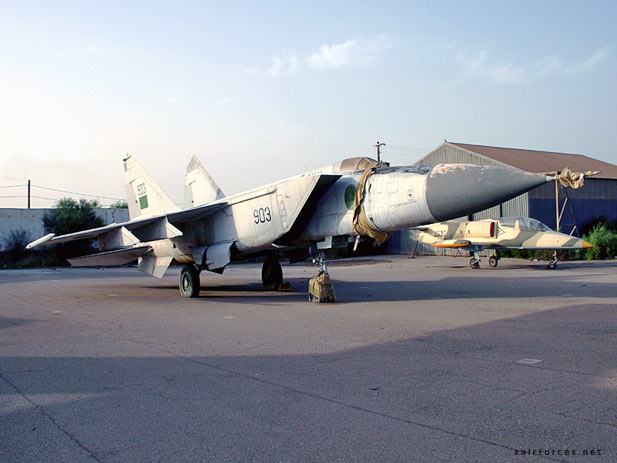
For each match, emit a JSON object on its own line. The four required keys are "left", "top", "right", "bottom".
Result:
{"left": 415, "top": 217, "right": 592, "bottom": 250}
{"left": 163, "top": 160, "right": 553, "bottom": 267}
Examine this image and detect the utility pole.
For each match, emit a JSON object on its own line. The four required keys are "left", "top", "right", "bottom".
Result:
{"left": 555, "top": 177, "right": 559, "bottom": 231}
{"left": 374, "top": 141, "right": 386, "bottom": 163}
{"left": 27, "top": 179, "right": 31, "bottom": 209}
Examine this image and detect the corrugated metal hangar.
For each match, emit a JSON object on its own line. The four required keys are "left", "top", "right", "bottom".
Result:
{"left": 386, "top": 141, "right": 617, "bottom": 254}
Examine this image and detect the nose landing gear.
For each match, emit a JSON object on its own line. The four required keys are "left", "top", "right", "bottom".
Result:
{"left": 546, "top": 251, "right": 558, "bottom": 270}
{"left": 308, "top": 251, "right": 336, "bottom": 303}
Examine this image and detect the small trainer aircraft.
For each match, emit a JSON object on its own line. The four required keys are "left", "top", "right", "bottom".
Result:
{"left": 28, "top": 155, "right": 553, "bottom": 297}
{"left": 412, "top": 217, "right": 593, "bottom": 269}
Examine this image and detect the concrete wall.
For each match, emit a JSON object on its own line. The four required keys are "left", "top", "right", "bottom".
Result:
{"left": 0, "top": 208, "right": 129, "bottom": 250}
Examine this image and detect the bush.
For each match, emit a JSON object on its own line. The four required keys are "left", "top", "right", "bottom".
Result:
{"left": 4, "top": 228, "right": 30, "bottom": 259}
{"left": 577, "top": 224, "right": 617, "bottom": 260}
{"left": 1, "top": 228, "right": 31, "bottom": 267}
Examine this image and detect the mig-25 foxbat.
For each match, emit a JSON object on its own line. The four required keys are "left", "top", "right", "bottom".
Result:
{"left": 28, "top": 155, "right": 554, "bottom": 297}
{"left": 412, "top": 217, "right": 592, "bottom": 269}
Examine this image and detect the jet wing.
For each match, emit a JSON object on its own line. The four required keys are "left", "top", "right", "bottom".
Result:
{"left": 68, "top": 245, "right": 151, "bottom": 267}
{"left": 274, "top": 174, "right": 341, "bottom": 246}
{"left": 166, "top": 201, "right": 228, "bottom": 225}
{"left": 27, "top": 203, "right": 228, "bottom": 249}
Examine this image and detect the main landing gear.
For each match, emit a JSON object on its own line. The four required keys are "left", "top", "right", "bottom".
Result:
{"left": 470, "top": 251, "right": 500, "bottom": 269}
{"left": 180, "top": 264, "right": 201, "bottom": 298}
{"left": 262, "top": 256, "right": 283, "bottom": 290}
{"left": 469, "top": 251, "right": 481, "bottom": 269}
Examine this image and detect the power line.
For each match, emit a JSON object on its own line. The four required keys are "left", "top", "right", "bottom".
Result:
{"left": 0, "top": 194, "right": 119, "bottom": 207}
{"left": 0, "top": 184, "right": 26, "bottom": 189}
{"left": 31, "top": 184, "right": 124, "bottom": 201}
{"left": 385, "top": 152, "right": 423, "bottom": 158}
{"left": 0, "top": 174, "right": 27, "bottom": 181}
{"left": 386, "top": 144, "right": 431, "bottom": 153}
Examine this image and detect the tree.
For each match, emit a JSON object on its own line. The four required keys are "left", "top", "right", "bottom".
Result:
{"left": 43, "top": 198, "right": 105, "bottom": 262}
{"left": 110, "top": 200, "right": 128, "bottom": 208}
{"left": 44, "top": 198, "right": 104, "bottom": 235}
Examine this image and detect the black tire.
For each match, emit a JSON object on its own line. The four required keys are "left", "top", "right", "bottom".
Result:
{"left": 180, "top": 265, "right": 200, "bottom": 298}
{"left": 469, "top": 258, "right": 480, "bottom": 269}
{"left": 547, "top": 261, "right": 557, "bottom": 270}
{"left": 488, "top": 256, "right": 498, "bottom": 268}
{"left": 262, "top": 259, "right": 283, "bottom": 290}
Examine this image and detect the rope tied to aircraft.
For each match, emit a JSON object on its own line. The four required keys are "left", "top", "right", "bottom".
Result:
{"left": 555, "top": 167, "right": 600, "bottom": 189}
{"left": 352, "top": 161, "right": 392, "bottom": 245}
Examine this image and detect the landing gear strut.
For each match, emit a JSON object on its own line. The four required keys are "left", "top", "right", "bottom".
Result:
{"left": 262, "top": 256, "right": 283, "bottom": 290}
{"left": 469, "top": 251, "right": 481, "bottom": 269}
{"left": 546, "top": 251, "right": 558, "bottom": 270}
{"left": 180, "top": 264, "right": 201, "bottom": 298}
{"left": 308, "top": 251, "right": 336, "bottom": 303}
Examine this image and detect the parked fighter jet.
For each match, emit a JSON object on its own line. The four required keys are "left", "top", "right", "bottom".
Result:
{"left": 412, "top": 217, "right": 593, "bottom": 269}
{"left": 28, "top": 155, "right": 554, "bottom": 297}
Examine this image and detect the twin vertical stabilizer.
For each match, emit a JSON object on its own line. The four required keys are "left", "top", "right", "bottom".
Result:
{"left": 123, "top": 154, "right": 181, "bottom": 220}
{"left": 184, "top": 155, "right": 225, "bottom": 208}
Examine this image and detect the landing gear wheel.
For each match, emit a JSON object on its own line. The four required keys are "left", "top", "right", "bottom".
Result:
{"left": 262, "top": 259, "right": 283, "bottom": 290}
{"left": 180, "top": 265, "right": 200, "bottom": 298}
{"left": 488, "top": 256, "right": 499, "bottom": 268}
{"left": 469, "top": 258, "right": 480, "bottom": 269}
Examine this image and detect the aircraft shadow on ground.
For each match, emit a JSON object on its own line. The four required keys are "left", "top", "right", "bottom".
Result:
{"left": 139, "top": 271, "right": 616, "bottom": 304}
{"left": 1, "top": 303, "right": 615, "bottom": 462}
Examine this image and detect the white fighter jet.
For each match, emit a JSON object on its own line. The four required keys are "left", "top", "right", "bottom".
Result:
{"left": 412, "top": 217, "right": 593, "bottom": 269}
{"left": 28, "top": 155, "right": 553, "bottom": 297}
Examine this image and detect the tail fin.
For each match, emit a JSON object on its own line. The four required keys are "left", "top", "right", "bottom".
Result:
{"left": 183, "top": 155, "right": 225, "bottom": 209}
{"left": 123, "top": 154, "right": 180, "bottom": 220}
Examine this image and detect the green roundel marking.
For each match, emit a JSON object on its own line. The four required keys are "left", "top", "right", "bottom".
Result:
{"left": 344, "top": 184, "right": 357, "bottom": 210}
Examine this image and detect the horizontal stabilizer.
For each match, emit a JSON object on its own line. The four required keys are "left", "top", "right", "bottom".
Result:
{"left": 68, "top": 245, "right": 151, "bottom": 267}
{"left": 432, "top": 239, "right": 471, "bottom": 248}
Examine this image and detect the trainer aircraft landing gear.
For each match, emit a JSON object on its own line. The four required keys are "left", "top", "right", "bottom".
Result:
{"left": 262, "top": 256, "right": 283, "bottom": 290}
{"left": 180, "top": 264, "right": 201, "bottom": 298}
{"left": 469, "top": 251, "right": 481, "bottom": 269}
{"left": 546, "top": 251, "right": 558, "bottom": 270}
{"left": 488, "top": 251, "right": 500, "bottom": 268}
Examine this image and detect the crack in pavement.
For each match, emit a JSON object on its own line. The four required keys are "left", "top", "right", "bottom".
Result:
{"left": 0, "top": 372, "right": 103, "bottom": 463}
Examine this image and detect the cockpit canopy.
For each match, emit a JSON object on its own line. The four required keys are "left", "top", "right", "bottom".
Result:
{"left": 336, "top": 157, "right": 378, "bottom": 172}
{"left": 499, "top": 216, "right": 552, "bottom": 231}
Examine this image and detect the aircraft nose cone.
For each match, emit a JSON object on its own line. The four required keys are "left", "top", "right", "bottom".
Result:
{"left": 425, "top": 164, "right": 551, "bottom": 222}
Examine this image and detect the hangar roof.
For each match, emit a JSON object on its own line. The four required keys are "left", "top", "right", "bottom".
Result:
{"left": 449, "top": 142, "right": 617, "bottom": 179}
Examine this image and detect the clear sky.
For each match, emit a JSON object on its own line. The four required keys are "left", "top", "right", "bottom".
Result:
{"left": 1, "top": 0, "right": 616, "bottom": 208}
